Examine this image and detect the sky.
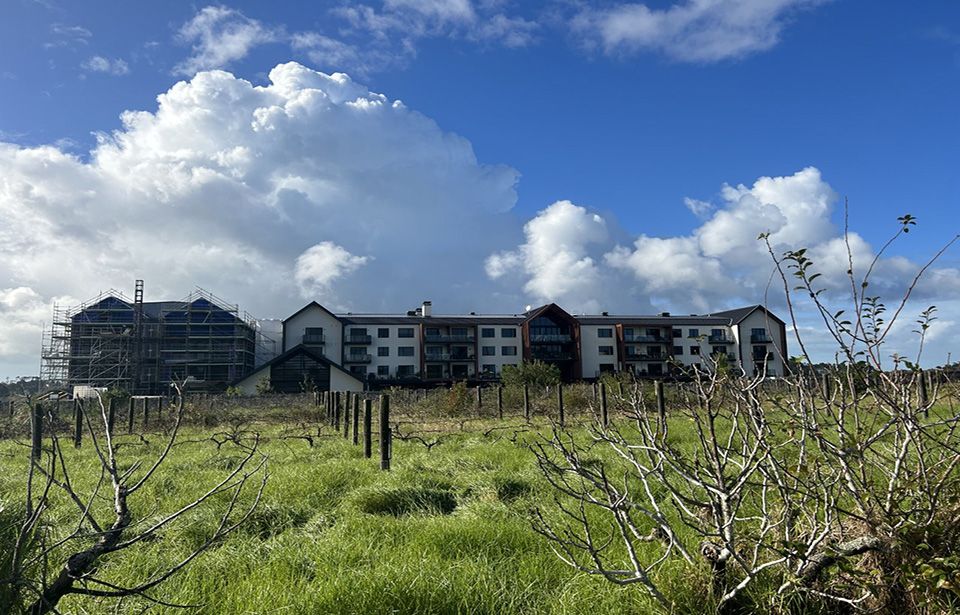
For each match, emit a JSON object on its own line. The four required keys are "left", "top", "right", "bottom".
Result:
{"left": 0, "top": 0, "right": 958, "bottom": 379}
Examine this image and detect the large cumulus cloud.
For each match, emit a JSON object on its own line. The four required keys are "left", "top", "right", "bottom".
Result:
{"left": 0, "top": 62, "right": 520, "bottom": 376}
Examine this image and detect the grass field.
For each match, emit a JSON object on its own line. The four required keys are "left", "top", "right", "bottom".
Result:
{"left": 0, "top": 413, "right": 711, "bottom": 615}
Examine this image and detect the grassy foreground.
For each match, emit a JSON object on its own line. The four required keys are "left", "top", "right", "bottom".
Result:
{"left": 0, "top": 420, "right": 703, "bottom": 615}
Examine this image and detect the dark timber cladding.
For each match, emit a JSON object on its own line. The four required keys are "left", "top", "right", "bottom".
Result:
{"left": 266, "top": 346, "right": 332, "bottom": 394}
{"left": 521, "top": 303, "right": 582, "bottom": 382}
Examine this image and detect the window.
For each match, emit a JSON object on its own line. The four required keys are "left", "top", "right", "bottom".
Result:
{"left": 425, "top": 327, "right": 440, "bottom": 337}
{"left": 398, "top": 346, "right": 414, "bottom": 357}
{"left": 482, "top": 346, "right": 496, "bottom": 356}
{"left": 673, "top": 345, "right": 684, "bottom": 355}
{"left": 351, "top": 328, "right": 367, "bottom": 336}
{"left": 481, "top": 327, "right": 495, "bottom": 338}
{"left": 398, "top": 327, "right": 414, "bottom": 338}
{"left": 688, "top": 328, "right": 699, "bottom": 338}
{"left": 378, "top": 328, "right": 390, "bottom": 338}
{"left": 711, "top": 328, "right": 724, "bottom": 338}
{"left": 501, "top": 328, "right": 517, "bottom": 338}
{"left": 690, "top": 346, "right": 701, "bottom": 355}
{"left": 397, "top": 365, "right": 415, "bottom": 377}
{"left": 378, "top": 347, "right": 390, "bottom": 357}
{"left": 349, "top": 346, "right": 366, "bottom": 356}
{"left": 349, "top": 366, "right": 367, "bottom": 376}
{"left": 377, "top": 366, "right": 389, "bottom": 377}
{"left": 672, "top": 329, "right": 682, "bottom": 338}
{"left": 501, "top": 346, "right": 517, "bottom": 356}
{"left": 600, "top": 363, "right": 615, "bottom": 373}
{"left": 426, "top": 364, "right": 444, "bottom": 379}
{"left": 451, "top": 326, "right": 468, "bottom": 337}
{"left": 598, "top": 328, "right": 613, "bottom": 338}
{"left": 711, "top": 346, "right": 725, "bottom": 356}
{"left": 599, "top": 345, "right": 614, "bottom": 356}
{"left": 305, "top": 327, "right": 323, "bottom": 335}
{"left": 482, "top": 364, "right": 496, "bottom": 375}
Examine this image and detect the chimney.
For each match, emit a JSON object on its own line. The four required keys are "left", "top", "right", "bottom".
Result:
{"left": 421, "top": 300, "right": 432, "bottom": 317}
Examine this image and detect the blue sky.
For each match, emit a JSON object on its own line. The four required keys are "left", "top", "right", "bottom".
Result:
{"left": 0, "top": 0, "right": 958, "bottom": 377}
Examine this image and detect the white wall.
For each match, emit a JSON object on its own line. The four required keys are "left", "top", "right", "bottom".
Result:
{"left": 579, "top": 325, "right": 618, "bottom": 378}
{"left": 330, "top": 367, "right": 364, "bottom": 391}
{"left": 235, "top": 365, "right": 270, "bottom": 396}
{"left": 735, "top": 310, "right": 786, "bottom": 377}
{"left": 283, "top": 305, "right": 343, "bottom": 360}
{"left": 347, "top": 323, "right": 421, "bottom": 380}
{"left": 476, "top": 324, "right": 522, "bottom": 376}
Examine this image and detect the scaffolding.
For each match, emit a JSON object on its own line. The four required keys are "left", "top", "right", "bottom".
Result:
{"left": 41, "top": 282, "right": 270, "bottom": 394}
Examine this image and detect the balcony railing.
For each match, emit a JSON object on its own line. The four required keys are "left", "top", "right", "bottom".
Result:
{"left": 344, "top": 335, "right": 372, "bottom": 344}
{"left": 624, "top": 354, "right": 665, "bottom": 361}
{"left": 531, "top": 352, "right": 575, "bottom": 361}
{"left": 424, "top": 353, "right": 476, "bottom": 362}
{"left": 302, "top": 333, "right": 325, "bottom": 344}
{"left": 751, "top": 334, "right": 773, "bottom": 343}
{"left": 530, "top": 333, "right": 572, "bottom": 343}
{"left": 711, "top": 353, "right": 738, "bottom": 362}
{"left": 344, "top": 354, "right": 372, "bottom": 364}
{"left": 624, "top": 335, "right": 665, "bottom": 343}
{"left": 423, "top": 334, "right": 476, "bottom": 343}
{"left": 708, "top": 335, "right": 734, "bottom": 344}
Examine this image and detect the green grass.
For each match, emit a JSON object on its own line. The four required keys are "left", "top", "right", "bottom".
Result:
{"left": 0, "top": 422, "right": 689, "bottom": 615}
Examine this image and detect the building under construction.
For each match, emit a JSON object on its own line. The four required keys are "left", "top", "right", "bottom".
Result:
{"left": 41, "top": 281, "right": 274, "bottom": 394}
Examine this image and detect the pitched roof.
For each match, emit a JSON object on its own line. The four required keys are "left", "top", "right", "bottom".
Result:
{"left": 282, "top": 301, "right": 342, "bottom": 324}
{"left": 708, "top": 305, "right": 785, "bottom": 326}
{"left": 232, "top": 344, "right": 362, "bottom": 387}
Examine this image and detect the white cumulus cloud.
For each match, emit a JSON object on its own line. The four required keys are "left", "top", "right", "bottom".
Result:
{"left": 0, "top": 62, "right": 520, "bottom": 377}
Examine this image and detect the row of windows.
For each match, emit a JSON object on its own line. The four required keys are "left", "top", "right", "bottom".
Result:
{"left": 480, "top": 328, "right": 518, "bottom": 338}
{"left": 481, "top": 346, "right": 518, "bottom": 356}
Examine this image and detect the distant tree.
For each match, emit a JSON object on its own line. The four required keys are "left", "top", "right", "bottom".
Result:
{"left": 501, "top": 361, "right": 561, "bottom": 388}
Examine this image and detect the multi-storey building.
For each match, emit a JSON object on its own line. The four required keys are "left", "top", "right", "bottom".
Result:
{"left": 41, "top": 282, "right": 276, "bottom": 395}
{"left": 235, "top": 300, "right": 788, "bottom": 394}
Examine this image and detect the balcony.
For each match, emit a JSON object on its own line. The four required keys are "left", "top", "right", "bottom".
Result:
{"left": 344, "top": 354, "right": 373, "bottom": 364}
{"left": 712, "top": 353, "right": 738, "bottom": 362}
{"left": 531, "top": 351, "right": 575, "bottom": 361}
{"left": 424, "top": 353, "right": 476, "bottom": 362}
{"left": 624, "top": 354, "right": 665, "bottom": 362}
{"left": 530, "top": 333, "right": 572, "bottom": 343}
{"left": 708, "top": 334, "right": 734, "bottom": 344}
{"left": 624, "top": 335, "right": 665, "bottom": 343}
{"left": 423, "top": 334, "right": 476, "bottom": 343}
{"left": 751, "top": 333, "right": 773, "bottom": 343}
{"left": 344, "top": 335, "right": 372, "bottom": 344}
{"left": 302, "top": 333, "right": 325, "bottom": 345}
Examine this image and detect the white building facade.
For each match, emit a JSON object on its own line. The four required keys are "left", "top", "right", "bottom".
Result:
{"left": 236, "top": 301, "right": 788, "bottom": 393}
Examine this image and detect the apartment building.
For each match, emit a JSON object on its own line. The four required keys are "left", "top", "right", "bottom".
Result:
{"left": 235, "top": 300, "right": 788, "bottom": 394}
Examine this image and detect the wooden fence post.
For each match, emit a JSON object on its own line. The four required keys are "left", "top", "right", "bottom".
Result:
{"left": 919, "top": 370, "right": 929, "bottom": 416}
{"left": 363, "top": 398, "right": 373, "bottom": 458}
{"left": 142, "top": 397, "right": 149, "bottom": 430}
{"left": 127, "top": 397, "right": 135, "bottom": 434}
{"left": 476, "top": 386, "right": 482, "bottom": 412}
{"left": 335, "top": 392, "right": 342, "bottom": 431}
{"left": 600, "top": 382, "right": 608, "bottom": 428}
{"left": 156, "top": 396, "right": 164, "bottom": 422}
{"left": 108, "top": 397, "right": 117, "bottom": 434}
{"left": 655, "top": 380, "right": 666, "bottom": 430}
{"left": 821, "top": 373, "right": 831, "bottom": 399}
{"left": 8, "top": 399, "right": 14, "bottom": 418}
{"left": 353, "top": 394, "right": 360, "bottom": 445}
{"left": 523, "top": 384, "right": 530, "bottom": 421}
{"left": 73, "top": 398, "right": 83, "bottom": 448}
{"left": 379, "top": 395, "right": 391, "bottom": 471}
{"left": 31, "top": 403, "right": 43, "bottom": 460}
{"left": 497, "top": 386, "right": 503, "bottom": 420}
{"left": 557, "top": 383, "right": 565, "bottom": 427}
{"left": 343, "top": 393, "right": 351, "bottom": 439}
